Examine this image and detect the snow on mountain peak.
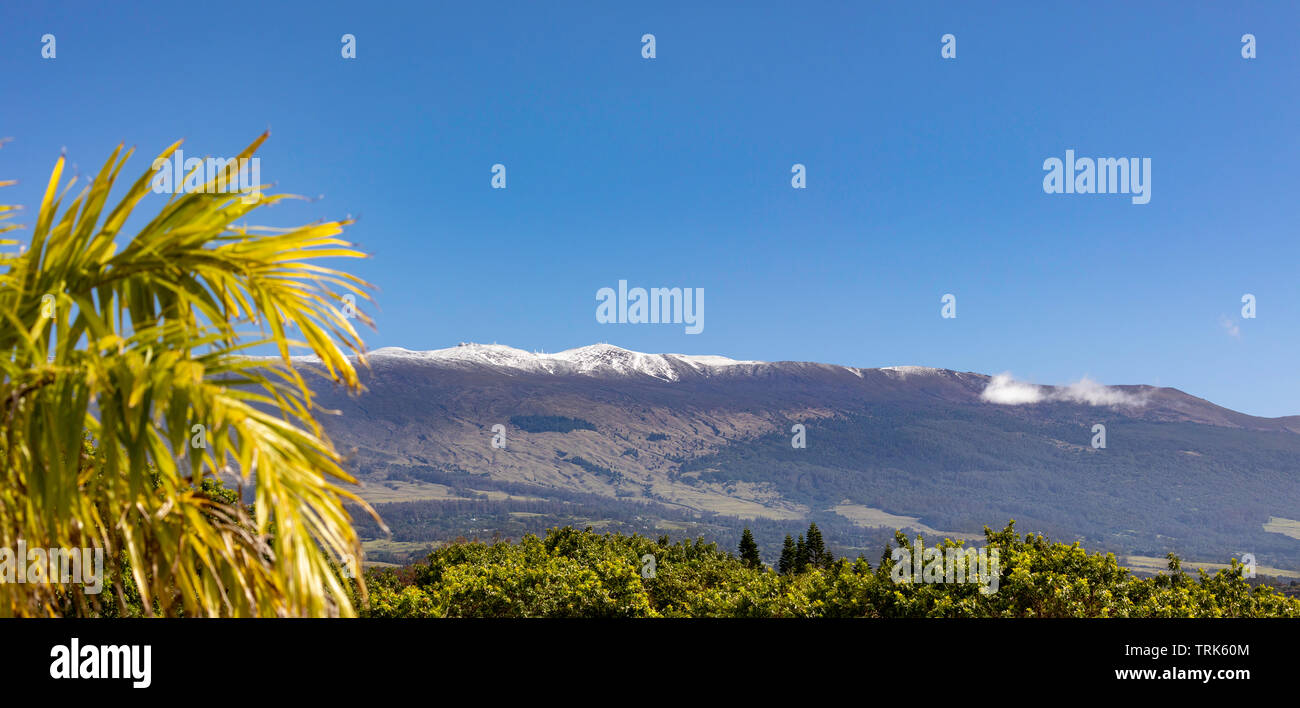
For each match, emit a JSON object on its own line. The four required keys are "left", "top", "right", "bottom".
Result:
{"left": 880, "top": 365, "right": 946, "bottom": 378}
{"left": 368, "top": 342, "right": 764, "bottom": 380}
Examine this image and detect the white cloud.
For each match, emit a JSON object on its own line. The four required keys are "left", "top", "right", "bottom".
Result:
{"left": 981, "top": 373, "right": 1045, "bottom": 404}
{"left": 1058, "top": 377, "right": 1142, "bottom": 406}
{"left": 981, "top": 373, "right": 1144, "bottom": 407}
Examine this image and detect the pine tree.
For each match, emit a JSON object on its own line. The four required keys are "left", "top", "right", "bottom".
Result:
{"left": 795, "top": 534, "right": 808, "bottom": 574}
{"left": 805, "top": 522, "right": 826, "bottom": 569}
{"left": 738, "top": 528, "right": 762, "bottom": 569}
{"left": 779, "top": 535, "right": 796, "bottom": 575}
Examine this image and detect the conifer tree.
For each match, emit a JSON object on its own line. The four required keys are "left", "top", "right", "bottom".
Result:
{"left": 738, "top": 528, "right": 762, "bottom": 569}
{"left": 779, "top": 535, "right": 796, "bottom": 575}
{"left": 795, "top": 534, "right": 808, "bottom": 573}
{"left": 805, "top": 523, "right": 826, "bottom": 568}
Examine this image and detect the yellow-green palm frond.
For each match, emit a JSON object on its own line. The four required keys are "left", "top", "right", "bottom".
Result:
{"left": 0, "top": 135, "right": 381, "bottom": 617}
{"left": 0, "top": 140, "right": 21, "bottom": 294}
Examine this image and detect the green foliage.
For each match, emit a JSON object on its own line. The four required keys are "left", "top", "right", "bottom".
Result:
{"left": 1, "top": 137, "right": 377, "bottom": 616}
{"left": 360, "top": 522, "right": 1300, "bottom": 618}
{"left": 738, "top": 528, "right": 762, "bottom": 569}
{"left": 805, "top": 522, "right": 832, "bottom": 569}
{"left": 54, "top": 443, "right": 258, "bottom": 618}
{"left": 779, "top": 535, "right": 796, "bottom": 575}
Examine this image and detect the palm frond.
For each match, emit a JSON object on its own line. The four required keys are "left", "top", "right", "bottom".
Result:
{"left": 0, "top": 135, "right": 381, "bottom": 617}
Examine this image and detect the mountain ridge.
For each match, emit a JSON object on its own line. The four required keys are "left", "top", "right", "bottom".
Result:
{"left": 281, "top": 341, "right": 1300, "bottom": 569}
{"left": 290, "top": 341, "right": 1300, "bottom": 433}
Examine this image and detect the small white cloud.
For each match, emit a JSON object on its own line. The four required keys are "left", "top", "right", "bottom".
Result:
{"left": 1058, "top": 377, "right": 1142, "bottom": 406}
{"left": 981, "top": 373, "right": 1044, "bottom": 404}
{"left": 1219, "top": 315, "right": 1241, "bottom": 338}
{"left": 981, "top": 373, "right": 1144, "bottom": 407}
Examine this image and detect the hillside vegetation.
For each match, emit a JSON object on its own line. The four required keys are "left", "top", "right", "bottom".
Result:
{"left": 314, "top": 355, "right": 1300, "bottom": 572}
{"left": 357, "top": 522, "right": 1300, "bottom": 618}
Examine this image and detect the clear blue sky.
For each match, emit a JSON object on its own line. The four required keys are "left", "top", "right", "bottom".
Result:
{"left": 2, "top": 1, "right": 1298, "bottom": 416}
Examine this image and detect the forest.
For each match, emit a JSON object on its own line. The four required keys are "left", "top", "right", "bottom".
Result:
{"left": 356, "top": 521, "right": 1300, "bottom": 618}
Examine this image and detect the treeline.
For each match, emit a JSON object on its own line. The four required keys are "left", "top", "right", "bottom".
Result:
{"left": 356, "top": 521, "right": 1300, "bottom": 618}
{"left": 777, "top": 523, "right": 835, "bottom": 574}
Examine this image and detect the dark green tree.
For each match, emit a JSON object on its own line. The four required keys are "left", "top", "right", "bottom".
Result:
{"left": 738, "top": 528, "right": 762, "bottom": 569}
{"left": 805, "top": 523, "right": 826, "bottom": 568}
{"left": 794, "top": 534, "right": 809, "bottom": 574}
{"left": 810, "top": 524, "right": 835, "bottom": 568}
{"left": 778, "top": 535, "right": 796, "bottom": 575}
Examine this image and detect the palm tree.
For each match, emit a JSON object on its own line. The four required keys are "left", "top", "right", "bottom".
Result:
{"left": 0, "top": 134, "right": 381, "bottom": 617}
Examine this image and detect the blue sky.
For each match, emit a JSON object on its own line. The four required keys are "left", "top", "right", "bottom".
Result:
{"left": 2, "top": 1, "right": 1298, "bottom": 416}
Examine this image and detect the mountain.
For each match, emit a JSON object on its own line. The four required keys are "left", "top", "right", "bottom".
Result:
{"left": 295, "top": 343, "right": 1300, "bottom": 571}
{"left": 361, "top": 342, "right": 765, "bottom": 380}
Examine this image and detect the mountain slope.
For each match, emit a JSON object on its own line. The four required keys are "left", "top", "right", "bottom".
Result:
{"left": 293, "top": 343, "right": 1300, "bottom": 569}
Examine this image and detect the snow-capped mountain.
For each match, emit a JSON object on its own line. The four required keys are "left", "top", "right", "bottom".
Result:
{"left": 292, "top": 341, "right": 1300, "bottom": 571}
{"left": 365, "top": 342, "right": 764, "bottom": 381}
{"left": 285, "top": 341, "right": 1300, "bottom": 434}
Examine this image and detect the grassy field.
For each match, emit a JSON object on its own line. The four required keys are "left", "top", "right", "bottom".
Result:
{"left": 831, "top": 503, "right": 983, "bottom": 541}
{"left": 361, "top": 538, "right": 439, "bottom": 565}
{"left": 1123, "top": 554, "right": 1300, "bottom": 579}
{"left": 1264, "top": 516, "right": 1300, "bottom": 540}
{"left": 354, "top": 479, "right": 549, "bottom": 504}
